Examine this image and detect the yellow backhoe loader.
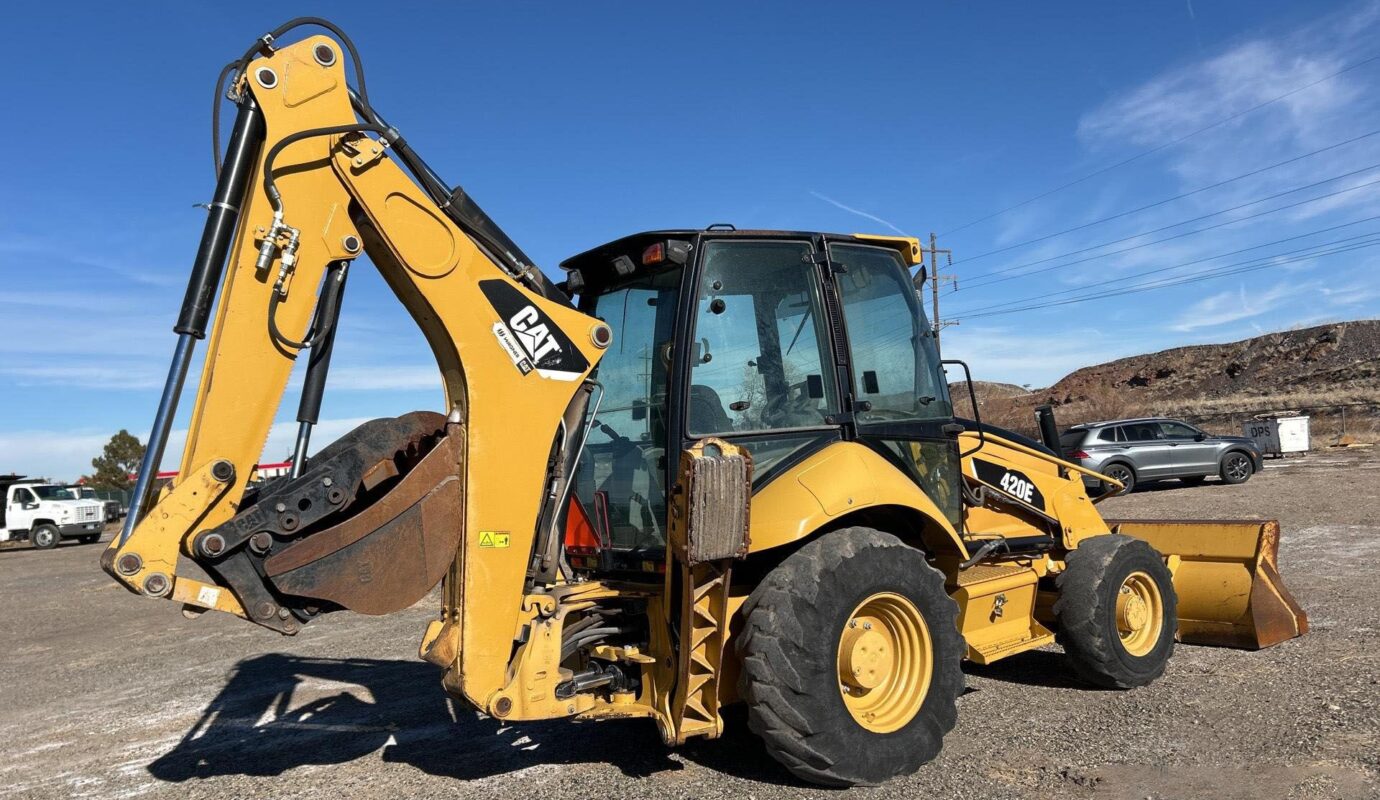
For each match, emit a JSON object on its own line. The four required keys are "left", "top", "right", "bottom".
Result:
{"left": 103, "top": 19, "right": 1308, "bottom": 786}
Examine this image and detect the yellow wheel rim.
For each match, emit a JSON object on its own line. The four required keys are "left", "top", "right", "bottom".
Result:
{"left": 1116, "top": 571, "right": 1164, "bottom": 657}
{"left": 836, "top": 592, "right": 933, "bottom": 734}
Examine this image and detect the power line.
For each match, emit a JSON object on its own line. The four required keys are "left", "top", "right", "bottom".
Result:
{"left": 958, "top": 169, "right": 1380, "bottom": 291}
{"left": 958, "top": 238, "right": 1380, "bottom": 320}
{"left": 964, "top": 164, "right": 1380, "bottom": 285}
{"left": 952, "top": 231, "right": 1380, "bottom": 321}
{"left": 938, "top": 52, "right": 1380, "bottom": 237}
{"left": 955, "top": 239, "right": 1380, "bottom": 321}
{"left": 951, "top": 220, "right": 1380, "bottom": 316}
{"left": 950, "top": 127, "right": 1380, "bottom": 265}
{"left": 953, "top": 217, "right": 1380, "bottom": 314}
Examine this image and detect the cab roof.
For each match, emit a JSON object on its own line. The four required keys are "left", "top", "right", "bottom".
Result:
{"left": 559, "top": 228, "right": 924, "bottom": 272}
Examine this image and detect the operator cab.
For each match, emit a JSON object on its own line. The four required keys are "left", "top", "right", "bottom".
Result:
{"left": 560, "top": 228, "right": 960, "bottom": 572}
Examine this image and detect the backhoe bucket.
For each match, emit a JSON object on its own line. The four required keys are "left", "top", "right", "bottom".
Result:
{"left": 1107, "top": 518, "right": 1307, "bottom": 649}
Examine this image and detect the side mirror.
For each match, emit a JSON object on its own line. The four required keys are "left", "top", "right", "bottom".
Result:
{"left": 1194, "top": 432, "right": 1208, "bottom": 441}
{"left": 23, "top": 502, "right": 39, "bottom": 510}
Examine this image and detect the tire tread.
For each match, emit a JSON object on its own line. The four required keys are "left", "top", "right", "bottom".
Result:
{"left": 738, "top": 527, "right": 964, "bottom": 786}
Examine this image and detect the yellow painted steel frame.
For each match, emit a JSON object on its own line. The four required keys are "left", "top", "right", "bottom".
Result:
{"left": 746, "top": 442, "right": 969, "bottom": 558}
{"left": 103, "top": 38, "right": 611, "bottom": 718}
{"left": 850, "top": 234, "right": 924, "bottom": 265}
{"left": 739, "top": 433, "right": 1106, "bottom": 674}
{"left": 959, "top": 431, "right": 1110, "bottom": 549}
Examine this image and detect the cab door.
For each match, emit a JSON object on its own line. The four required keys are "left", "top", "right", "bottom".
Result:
{"left": 1157, "top": 420, "right": 1217, "bottom": 475}
{"left": 678, "top": 237, "right": 845, "bottom": 481}
{"left": 823, "top": 240, "right": 962, "bottom": 528}
{"left": 1120, "top": 421, "right": 1173, "bottom": 477}
{"left": 8, "top": 487, "right": 38, "bottom": 531}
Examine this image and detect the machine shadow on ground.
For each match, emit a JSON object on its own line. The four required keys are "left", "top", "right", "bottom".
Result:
{"left": 147, "top": 654, "right": 796, "bottom": 787}
{"left": 961, "top": 649, "right": 1088, "bottom": 690}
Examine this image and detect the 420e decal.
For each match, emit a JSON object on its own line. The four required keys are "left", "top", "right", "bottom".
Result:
{"left": 972, "top": 459, "right": 1046, "bottom": 511}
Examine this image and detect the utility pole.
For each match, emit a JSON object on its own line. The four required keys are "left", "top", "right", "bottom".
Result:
{"left": 919, "top": 232, "right": 956, "bottom": 355}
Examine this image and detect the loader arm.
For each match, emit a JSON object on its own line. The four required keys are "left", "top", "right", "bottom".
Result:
{"left": 103, "top": 26, "right": 610, "bottom": 710}
{"left": 957, "top": 429, "right": 1307, "bottom": 649}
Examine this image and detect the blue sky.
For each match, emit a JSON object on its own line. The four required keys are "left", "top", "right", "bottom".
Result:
{"left": 3, "top": 1, "right": 1378, "bottom": 479}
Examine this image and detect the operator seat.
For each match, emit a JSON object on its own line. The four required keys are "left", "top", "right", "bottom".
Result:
{"left": 689, "top": 384, "right": 734, "bottom": 434}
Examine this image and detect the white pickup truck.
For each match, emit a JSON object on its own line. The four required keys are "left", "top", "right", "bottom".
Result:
{"left": 0, "top": 476, "right": 107, "bottom": 549}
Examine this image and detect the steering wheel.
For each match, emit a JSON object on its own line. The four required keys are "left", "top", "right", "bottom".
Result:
{"left": 761, "top": 380, "right": 822, "bottom": 428}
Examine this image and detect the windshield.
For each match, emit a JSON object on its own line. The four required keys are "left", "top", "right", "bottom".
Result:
{"left": 830, "top": 244, "right": 951, "bottom": 422}
{"left": 574, "top": 266, "right": 683, "bottom": 553}
{"left": 32, "top": 485, "right": 74, "bottom": 501}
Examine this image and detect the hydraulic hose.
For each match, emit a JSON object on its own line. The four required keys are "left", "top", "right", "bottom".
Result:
{"left": 216, "top": 17, "right": 374, "bottom": 176}
{"left": 261, "top": 123, "right": 390, "bottom": 214}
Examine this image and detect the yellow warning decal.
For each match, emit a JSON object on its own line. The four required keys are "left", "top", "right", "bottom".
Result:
{"left": 479, "top": 531, "right": 511, "bottom": 548}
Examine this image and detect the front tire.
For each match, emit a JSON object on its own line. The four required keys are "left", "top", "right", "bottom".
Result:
{"left": 1220, "top": 451, "right": 1253, "bottom": 485}
{"left": 30, "top": 524, "right": 60, "bottom": 550}
{"left": 1054, "top": 534, "right": 1176, "bottom": 689}
{"left": 737, "top": 527, "right": 965, "bottom": 787}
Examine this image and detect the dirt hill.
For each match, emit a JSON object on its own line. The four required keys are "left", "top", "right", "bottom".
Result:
{"left": 956, "top": 320, "right": 1380, "bottom": 441}
{"left": 948, "top": 380, "right": 1030, "bottom": 401}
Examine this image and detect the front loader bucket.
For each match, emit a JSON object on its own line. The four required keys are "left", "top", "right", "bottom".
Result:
{"left": 1107, "top": 519, "right": 1308, "bottom": 650}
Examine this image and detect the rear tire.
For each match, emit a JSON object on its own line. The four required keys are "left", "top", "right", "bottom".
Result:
{"left": 1101, "top": 462, "right": 1136, "bottom": 493}
{"left": 1220, "top": 452, "right": 1253, "bottom": 485}
{"left": 1055, "top": 534, "right": 1176, "bottom": 689}
{"left": 31, "top": 524, "right": 60, "bottom": 550}
{"left": 737, "top": 527, "right": 965, "bottom": 787}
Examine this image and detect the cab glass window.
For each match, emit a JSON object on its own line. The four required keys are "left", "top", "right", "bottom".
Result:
{"left": 575, "top": 266, "right": 682, "bottom": 553}
{"left": 688, "top": 240, "right": 838, "bottom": 435}
{"left": 831, "top": 244, "right": 951, "bottom": 422}
{"left": 1159, "top": 422, "right": 1199, "bottom": 440}
{"left": 1123, "top": 423, "right": 1162, "bottom": 442}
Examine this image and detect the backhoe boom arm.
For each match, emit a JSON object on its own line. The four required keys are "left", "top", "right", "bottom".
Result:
{"left": 104, "top": 28, "right": 610, "bottom": 711}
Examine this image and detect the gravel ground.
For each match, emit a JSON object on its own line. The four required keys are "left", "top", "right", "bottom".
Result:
{"left": 1, "top": 449, "right": 1377, "bottom": 799}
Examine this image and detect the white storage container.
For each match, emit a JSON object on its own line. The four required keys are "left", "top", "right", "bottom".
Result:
{"left": 1242, "top": 415, "right": 1310, "bottom": 457}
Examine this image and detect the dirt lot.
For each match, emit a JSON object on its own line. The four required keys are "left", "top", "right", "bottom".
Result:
{"left": 2, "top": 449, "right": 1377, "bottom": 799}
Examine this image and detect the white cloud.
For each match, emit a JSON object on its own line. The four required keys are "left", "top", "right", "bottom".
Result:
{"left": 808, "top": 191, "right": 910, "bottom": 236}
{"left": 1077, "top": 40, "right": 1360, "bottom": 152}
{"left": 0, "top": 429, "right": 111, "bottom": 482}
{"left": 957, "top": 3, "right": 1380, "bottom": 331}
{"left": 0, "top": 363, "right": 164, "bottom": 390}
{"left": 942, "top": 325, "right": 1136, "bottom": 388}
{"left": 1170, "top": 280, "right": 1297, "bottom": 331}
{"left": 1319, "top": 272, "right": 1380, "bottom": 306}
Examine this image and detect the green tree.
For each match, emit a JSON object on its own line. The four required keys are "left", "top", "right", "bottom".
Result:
{"left": 89, "top": 430, "right": 145, "bottom": 491}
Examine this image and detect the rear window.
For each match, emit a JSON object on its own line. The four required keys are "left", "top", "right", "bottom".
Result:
{"left": 1097, "top": 427, "right": 1121, "bottom": 442}
{"left": 1059, "top": 430, "right": 1086, "bottom": 449}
